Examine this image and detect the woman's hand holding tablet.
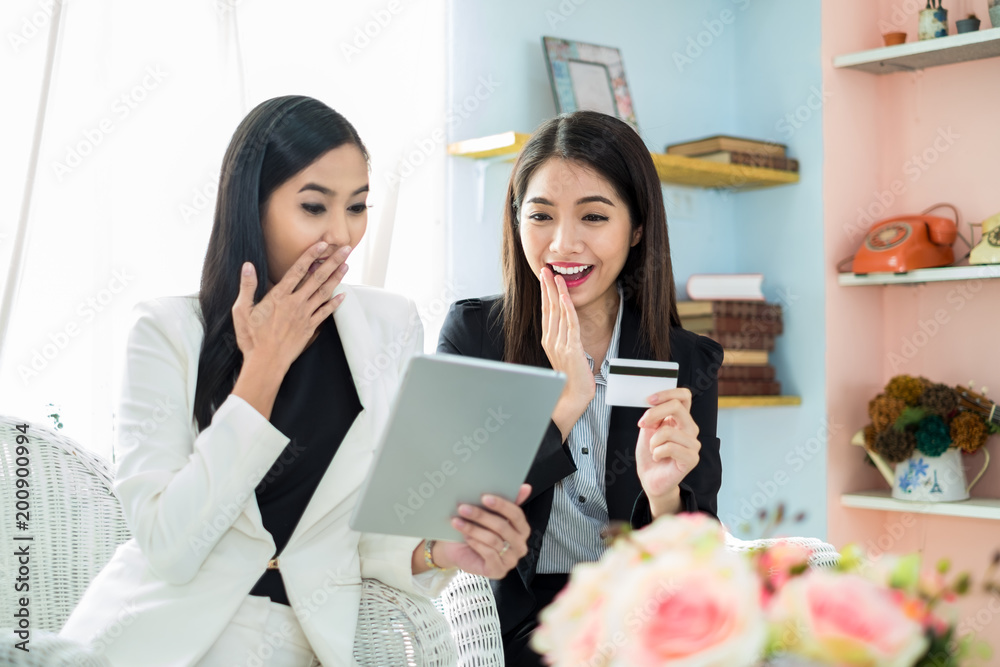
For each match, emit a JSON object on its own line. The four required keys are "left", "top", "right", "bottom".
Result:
{"left": 412, "top": 484, "right": 532, "bottom": 577}
{"left": 349, "top": 354, "right": 565, "bottom": 578}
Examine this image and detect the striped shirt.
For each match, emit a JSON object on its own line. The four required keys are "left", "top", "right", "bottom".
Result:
{"left": 537, "top": 286, "right": 624, "bottom": 574}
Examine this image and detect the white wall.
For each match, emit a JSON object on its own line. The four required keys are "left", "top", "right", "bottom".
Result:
{"left": 0, "top": 0, "right": 447, "bottom": 461}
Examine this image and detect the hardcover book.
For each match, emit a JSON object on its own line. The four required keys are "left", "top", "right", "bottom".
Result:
{"left": 695, "top": 150, "right": 799, "bottom": 172}
{"left": 666, "top": 135, "right": 786, "bottom": 158}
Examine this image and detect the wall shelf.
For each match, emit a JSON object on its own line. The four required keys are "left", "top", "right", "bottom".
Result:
{"left": 650, "top": 154, "right": 798, "bottom": 190}
{"left": 833, "top": 28, "right": 1000, "bottom": 74}
{"left": 447, "top": 131, "right": 531, "bottom": 159}
{"left": 719, "top": 396, "right": 801, "bottom": 408}
{"left": 841, "top": 490, "right": 1000, "bottom": 520}
{"left": 837, "top": 264, "right": 1000, "bottom": 286}
{"left": 448, "top": 132, "right": 799, "bottom": 191}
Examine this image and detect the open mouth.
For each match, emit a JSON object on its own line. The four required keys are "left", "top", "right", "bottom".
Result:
{"left": 307, "top": 258, "right": 328, "bottom": 274}
{"left": 547, "top": 263, "right": 595, "bottom": 285}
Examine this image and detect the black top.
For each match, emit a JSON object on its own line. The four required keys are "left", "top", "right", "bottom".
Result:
{"left": 437, "top": 295, "right": 724, "bottom": 634}
{"left": 249, "top": 317, "right": 363, "bottom": 605}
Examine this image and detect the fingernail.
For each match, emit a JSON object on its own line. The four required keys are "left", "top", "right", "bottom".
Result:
{"left": 242, "top": 263, "right": 253, "bottom": 276}
{"left": 317, "top": 242, "right": 328, "bottom": 251}
{"left": 452, "top": 517, "right": 466, "bottom": 528}
{"left": 647, "top": 393, "right": 659, "bottom": 404}
{"left": 340, "top": 245, "right": 352, "bottom": 256}
{"left": 459, "top": 504, "right": 474, "bottom": 517}
{"left": 483, "top": 495, "right": 498, "bottom": 507}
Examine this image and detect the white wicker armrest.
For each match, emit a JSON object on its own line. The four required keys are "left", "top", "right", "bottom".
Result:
{"left": 354, "top": 577, "right": 458, "bottom": 666}
{"left": 433, "top": 571, "right": 504, "bottom": 666}
{"left": 0, "top": 416, "right": 131, "bottom": 632}
{"left": 0, "top": 629, "right": 111, "bottom": 666}
{"left": 725, "top": 532, "right": 841, "bottom": 569}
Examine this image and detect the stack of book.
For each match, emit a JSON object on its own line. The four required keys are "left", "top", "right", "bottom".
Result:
{"left": 677, "top": 300, "right": 784, "bottom": 396}
{"left": 665, "top": 135, "right": 799, "bottom": 173}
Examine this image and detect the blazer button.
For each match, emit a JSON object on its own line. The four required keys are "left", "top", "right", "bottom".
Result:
{"left": 578, "top": 495, "right": 586, "bottom": 503}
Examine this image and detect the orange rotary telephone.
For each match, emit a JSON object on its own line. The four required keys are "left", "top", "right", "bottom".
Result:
{"left": 850, "top": 203, "right": 959, "bottom": 274}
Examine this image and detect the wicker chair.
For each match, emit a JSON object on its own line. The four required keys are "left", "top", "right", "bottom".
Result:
{"left": 0, "top": 417, "right": 131, "bottom": 633}
{"left": 724, "top": 531, "right": 841, "bottom": 569}
{"left": 353, "top": 570, "right": 504, "bottom": 667}
{"left": 0, "top": 415, "right": 499, "bottom": 666}
{"left": 431, "top": 572, "right": 504, "bottom": 666}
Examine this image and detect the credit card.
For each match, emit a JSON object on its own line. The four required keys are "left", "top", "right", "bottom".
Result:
{"left": 605, "top": 359, "right": 679, "bottom": 407}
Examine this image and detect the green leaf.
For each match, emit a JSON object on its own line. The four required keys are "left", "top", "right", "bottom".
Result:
{"left": 837, "top": 544, "right": 865, "bottom": 573}
{"left": 890, "top": 553, "right": 921, "bottom": 590}
{"left": 896, "top": 406, "right": 929, "bottom": 430}
{"left": 954, "top": 572, "right": 971, "bottom": 595}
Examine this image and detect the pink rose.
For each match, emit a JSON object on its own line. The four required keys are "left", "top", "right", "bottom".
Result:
{"left": 757, "top": 541, "right": 813, "bottom": 606}
{"left": 626, "top": 513, "right": 726, "bottom": 556}
{"left": 533, "top": 515, "right": 762, "bottom": 667}
{"left": 532, "top": 564, "right": 613, "bottom": 667}
{"left": 603, "top": 549, "right": 765, "bottom": 667}
{"left": 767, "top": 571, "right": 929, "bottom": 666}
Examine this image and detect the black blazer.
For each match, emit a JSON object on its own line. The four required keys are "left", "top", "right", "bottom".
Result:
{"left": 437, "top": 295, "right": 725, "bottom": 635}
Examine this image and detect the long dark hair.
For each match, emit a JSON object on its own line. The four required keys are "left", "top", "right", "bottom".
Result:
{"left": 500, "top": 110, "right": 680, "bottom": 367}
{"left": 194, "top": 95, "right": 368, "bottom": 431}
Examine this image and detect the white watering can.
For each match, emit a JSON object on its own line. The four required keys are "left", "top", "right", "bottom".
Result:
{"left": 851, "top": 429, "right": 990, "bottom": 502}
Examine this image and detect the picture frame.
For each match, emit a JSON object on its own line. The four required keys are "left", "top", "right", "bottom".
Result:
{"left": 541, "top": 36, "right": 638, "bottom": 130}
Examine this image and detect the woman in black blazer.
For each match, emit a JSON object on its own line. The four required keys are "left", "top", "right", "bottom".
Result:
{"left": 437, "top": 110, "right": 724, "bottom": 666}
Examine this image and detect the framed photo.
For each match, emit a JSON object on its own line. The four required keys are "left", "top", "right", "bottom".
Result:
{"left": 541, "top": 36, "right": 637, "bottom": 130}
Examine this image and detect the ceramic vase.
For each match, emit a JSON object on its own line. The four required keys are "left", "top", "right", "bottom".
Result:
{"left": 918, "top": 7, "right": 948, "bottom": 40}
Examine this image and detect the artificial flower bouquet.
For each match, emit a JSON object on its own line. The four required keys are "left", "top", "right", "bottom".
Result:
{"left": 530, "top": 513, "right": 990, "bottom": 667}
{"left": 864, "top": 375, "right": 998, "bottom": 465}
{"left": 856, "top": 375, "right": 999, "bottom": 502}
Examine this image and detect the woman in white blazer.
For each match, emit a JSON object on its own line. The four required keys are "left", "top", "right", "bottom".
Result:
{"left": 59, "top": 96, "right": 532, "bottom": 667}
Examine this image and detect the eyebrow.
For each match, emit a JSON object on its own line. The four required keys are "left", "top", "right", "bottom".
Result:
{"left": 298, "top": 183, "right": 369, "bottom": 197}
{"left": 577, "top": 195, "right": 614, "bottom": 206}
{"left": 526, "top": 195, "right": 615, "bottom": 206}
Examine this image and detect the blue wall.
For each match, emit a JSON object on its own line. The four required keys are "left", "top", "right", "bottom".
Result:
{"left": 723, "top": 1, "right": 827, "bottom": 540}
{"left": 446, "top": 0, "right": 827, "bottom": 539}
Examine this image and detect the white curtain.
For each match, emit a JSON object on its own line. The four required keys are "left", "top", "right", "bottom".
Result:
{"left": 0, "top": 0, "right": 448, "bottom": 461}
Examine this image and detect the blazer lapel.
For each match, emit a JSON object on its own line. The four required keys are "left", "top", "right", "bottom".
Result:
{"left": 605, "top": 302, "right": 646, "bottom": 523}
{"left": 285, "top": 285, "right": 387, "bottom": 547}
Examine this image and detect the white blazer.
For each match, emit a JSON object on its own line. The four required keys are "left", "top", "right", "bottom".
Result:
{"left": 59, "top": 284, "right": 455, "bottom": 666}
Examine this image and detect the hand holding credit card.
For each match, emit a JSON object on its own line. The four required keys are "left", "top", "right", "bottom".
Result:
{"left": 605, "top": 359, "right": 679, "bottom": 407}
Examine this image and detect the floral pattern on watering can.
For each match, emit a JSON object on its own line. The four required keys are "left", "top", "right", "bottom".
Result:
{"left": 891, "top": 447, "right": 989, "bottom": 502}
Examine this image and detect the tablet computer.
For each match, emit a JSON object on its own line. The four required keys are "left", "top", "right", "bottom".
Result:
{"left": 349, "top": 353, "right": 566, "bottom": 541}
